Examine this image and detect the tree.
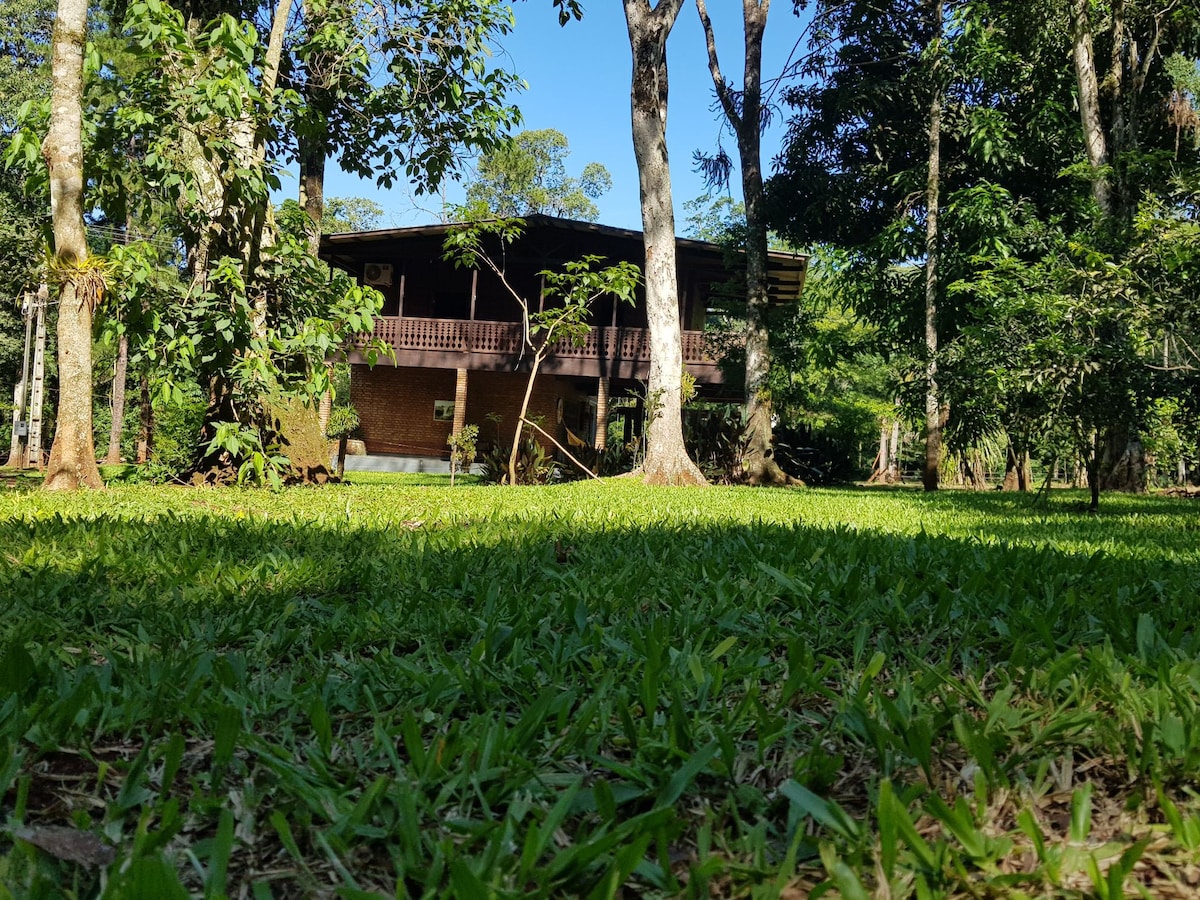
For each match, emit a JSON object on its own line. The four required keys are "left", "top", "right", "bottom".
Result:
{"left": 71, "top": 0, "right": 539, "bottom": 481}
{"left": 1, "top": 0, "right": 53, "bottom": 440}
{"left": 323, "top": 197, "right": 384, "bottom": 234}
{"left": 623, "top": 0, "right": 706, "bottom": 486}
{"left": 280, "top": 195, "right": 384, "bottom": 234}
{"left": 288, "top": 0, "right": 527, "bottom": 253}
{"left": 465, "top": 128, "right": 612, "bottom": 221}
{"left": 693, "top": 0, "right": 802, "bottom": 486}
{"left": 1065, "top": 0, "right": 1199, "bottom": 490}
{"left": 42, "top": 0, "right": 102, "bottom": 490}
{"left": 444, "top": 216, "right": 640, "bottom": 484}
{"left": 921, "top": 0, "right": 945, "bottom": 490}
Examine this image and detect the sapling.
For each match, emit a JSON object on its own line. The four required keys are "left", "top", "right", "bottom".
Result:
{"left": 326, "top": 405, "right": 360, "bottom": 480}
{"left": 444, "top": 216, "right": 641, "bottom": 483}
{"left": 447, "top": 424, "right": 479, "bottom": 486}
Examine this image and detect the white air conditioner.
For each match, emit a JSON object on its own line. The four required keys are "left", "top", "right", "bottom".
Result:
{"left": 363, "top": 263, "right": 393, "bottom": 287}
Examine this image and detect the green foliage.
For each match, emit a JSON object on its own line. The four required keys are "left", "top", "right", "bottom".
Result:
{"left": 291, "top": 0, "right": 525, "bottom": 193}
{"left": 465, "top": 128, "right": 612, "bottom": 221}
{"left": 446, "top": 424, "right": 479, "bottom": 486}
{"left": 0, "top": 0, "right": 52, "bottom": 406}
{"left": 445, "top": 215, "right": 640, "bottom": 484}
{"left": 0, "top": 484, "right": 1199, "bottom": 895}
{"left": 1166, "top": 54, "right": 1200, "bottom": 152}
{"left": 769, "top": 0, "right": 1200, "bottom": 495}
{"left": 142, "top": 384, "right": 205, "bottom": 479}
{"left": 682, "top": 193, "right": 746, "bottom": 242}
{"left": 324, "top": 404, "right": 359, "bottom": 440}
{"left": 478, "top": 436, "right": 557, "bottom": 484}
{"left": 278, "top": 196, "right": 383, "bottom": 235}
{"left": 3, "top": 0, "right": 527, "bottom": 486}
{"left": 567, "top": 441, "right": 635, "bottom": 479}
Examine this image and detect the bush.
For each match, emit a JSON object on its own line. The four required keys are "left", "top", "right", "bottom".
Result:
{"left": 149, "top": 390, "right": 206, "bottom": 478}
{"left": 479, "top": 437, "right": 558, "bottom": 484}
{"left": 561, "top": 441, "right": 634, "bottom": 480}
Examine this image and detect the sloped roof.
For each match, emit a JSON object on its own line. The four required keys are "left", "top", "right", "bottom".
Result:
{"left": 319, "top": 213, "right": 808, "bottom": 305}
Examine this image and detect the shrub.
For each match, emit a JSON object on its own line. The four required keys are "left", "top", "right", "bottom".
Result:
{"left": 479, "top": 437, "right": 557, "bottom": 484}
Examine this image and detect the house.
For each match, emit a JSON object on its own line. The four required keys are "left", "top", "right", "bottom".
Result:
{"left": 319, "top": 214, "right": 807, "bottom": 470}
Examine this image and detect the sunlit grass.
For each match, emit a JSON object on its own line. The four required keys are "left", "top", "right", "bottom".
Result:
{"left": 1, "top": 481, "right": 1198, "bottom": 896}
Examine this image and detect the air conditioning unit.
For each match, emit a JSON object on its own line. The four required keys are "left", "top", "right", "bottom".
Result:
{"left": 363, "top": 263, "right": 393, "bottom": 287}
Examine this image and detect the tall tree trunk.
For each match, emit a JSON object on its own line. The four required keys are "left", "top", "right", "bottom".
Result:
{"left": 888, "top": 414, "right": 901, "bottom": 481}
{"left": 695, "top": 0, "right": 800, "bottom": 486}
{"left": 623, "top": 0, "right": 705, "bottom": 486}
{"left": 105, "top": 332, "right": 129, "bottom": 464}
{"left": 43, "top": 0, "right": 101, "bottom": 491}
{"left": 869, "top": 418, "right": 890, "bottom": 483}
{"left": 1071, "top": 0, "right": 1112, "bottom": 215}
{"left": 1072, "top": 0, "right": 1148, "bottom": 495}
{"left": 106, "top": 218, "right": 134, "bottom": 465}
{"left": 137, "top": 373, "right": 153, "bottom": 463}
{"left": 1088, "top": 430, "right": 1101, "bottom": 512}
{"left": 299, "top": 139, "right": 327, "bottom": 257}
{"left": 921, "top": 0, "right": 944, "bottom": 493}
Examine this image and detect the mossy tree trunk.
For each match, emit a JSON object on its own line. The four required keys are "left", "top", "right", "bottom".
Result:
{"left": 43, "top": 0, "right": 101, "bottom": 491}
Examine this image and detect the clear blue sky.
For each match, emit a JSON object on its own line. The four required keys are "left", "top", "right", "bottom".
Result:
{"left": 318, "top": 2, "right": 808, "bottom": 233}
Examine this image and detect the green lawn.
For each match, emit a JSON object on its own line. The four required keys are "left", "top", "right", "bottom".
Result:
{"left": 1, "top": 481, "right": 1199, "bottom": 897}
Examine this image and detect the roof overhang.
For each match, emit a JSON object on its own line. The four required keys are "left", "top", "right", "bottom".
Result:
{"left": 320, "top": 214, "right": 808, "bottom": 304}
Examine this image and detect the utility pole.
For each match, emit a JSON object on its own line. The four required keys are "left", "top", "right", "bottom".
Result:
{"left": 6, "top": 292, "right": 35, "bottom": 467}
{"left": 26, "top": 285, "right": 48, "bottom": 469}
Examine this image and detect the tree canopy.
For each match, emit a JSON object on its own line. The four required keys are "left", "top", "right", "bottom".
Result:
{"left": 464, "top": 128, "right": 612, "bottom": 221}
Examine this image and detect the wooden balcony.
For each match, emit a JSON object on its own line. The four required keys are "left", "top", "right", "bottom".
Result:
{"left": 355, "top": 316, "right": 723, "bottom": 382}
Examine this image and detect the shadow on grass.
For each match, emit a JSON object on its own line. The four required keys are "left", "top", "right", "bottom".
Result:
{"left": 1, "top": 489, "right": 1199, "bottom": 896}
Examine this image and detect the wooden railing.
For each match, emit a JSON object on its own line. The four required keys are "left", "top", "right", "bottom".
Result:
{"left": 370, "top": 317, "right": 715, "bottom": 364}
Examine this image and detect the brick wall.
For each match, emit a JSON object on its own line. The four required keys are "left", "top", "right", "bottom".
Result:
{"left": 351, "top": 365, "right": 590, "bottom": 457}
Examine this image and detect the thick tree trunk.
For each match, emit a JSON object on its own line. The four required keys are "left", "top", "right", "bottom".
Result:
{"left": 1002, "top": 443, "right": 1031, "bottom": 491}
{"left": 624, "top": 0, "right": 705, "bottom": 487}
{"left": 105, "top": 332, "right": 129, "bottom": 465}
{"left": 43, "top": 0, "right": 101, "bottom": 491}
{"left": 1002, "top": 444, "right": 1020, "bottom": 491}
{"left": 1099, "top": 432, "right": 1146, "bottom": 492}
{"left": 889, "top": 418, "right": 901, "bottom": 481}
{"left": 921, "top": 0, "right": 943, "bottom": 493}
{"left": 1071, "top": 0, "right": 1149, "bottom": 498}
{"left": 695, "top": 0, "right": 798, "bottom": 487}
{"left": 180, "top": 0, "right": 293, "bottom": 480}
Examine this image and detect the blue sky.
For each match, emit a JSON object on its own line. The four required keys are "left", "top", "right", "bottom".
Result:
{"left": 317, "top": 2, "right": 808, "bottom": 233}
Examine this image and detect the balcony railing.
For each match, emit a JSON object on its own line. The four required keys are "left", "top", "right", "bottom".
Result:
{"left": 369, "top": 316, "right": 715, "bottom": 365}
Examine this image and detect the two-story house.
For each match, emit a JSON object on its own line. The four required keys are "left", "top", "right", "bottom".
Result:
{"left": 319, "top": 214, "right": 807, "bottom": 469}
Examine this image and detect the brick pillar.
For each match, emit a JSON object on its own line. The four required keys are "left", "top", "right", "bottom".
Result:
{"left": 452, "top": 367, "right": 468, "bottom": 437}
{"left": 595, "top": 377, "right": 609, "bottom": 450}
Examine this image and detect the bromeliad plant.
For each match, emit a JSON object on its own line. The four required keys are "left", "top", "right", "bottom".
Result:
{"left": 443, "top": 213, "right": 641, "bottom": 483}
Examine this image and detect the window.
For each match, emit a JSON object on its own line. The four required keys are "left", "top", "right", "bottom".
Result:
{"left": 434, "top": 400, "right": 455, "bottom": 422}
